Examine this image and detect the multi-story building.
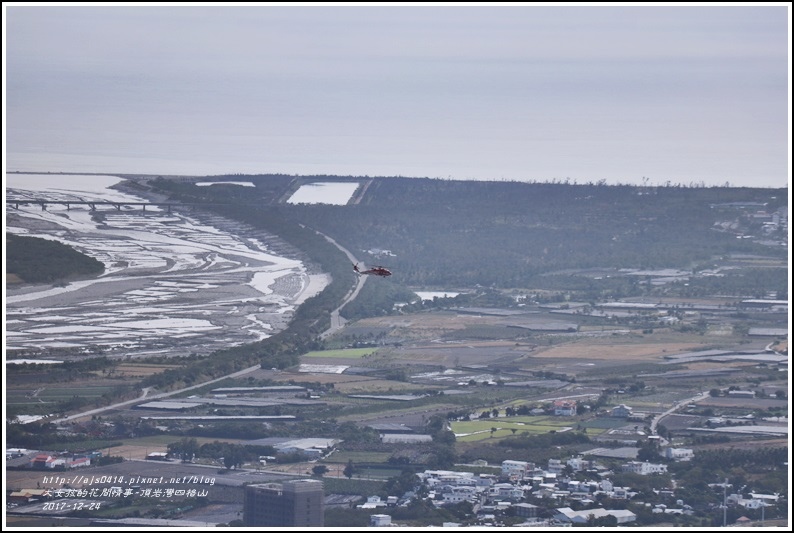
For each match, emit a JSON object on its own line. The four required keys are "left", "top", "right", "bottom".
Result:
{"left": 547, "top": 458, "right": 564, "bottom": 474}
{"left": 566, "top": 456, "right": 590, "bottom": 472}
{"left": 513, "top": 502, "right": 539, "bottom": 520}
{"left": 501, "top": 460, "right": 534, "bottom": 480}
{"left": 243, "top": 479, "right": 324, "bottom": 527}
{"left": 442, "top": 485, "right": 480, "bottom": 504}
{"left": 621, "top": 461, "right": 668, "bottom": 475}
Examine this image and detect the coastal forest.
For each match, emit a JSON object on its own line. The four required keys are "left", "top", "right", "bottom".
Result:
{"left": 150, "top": 175, "right": 788, "bottom": 296}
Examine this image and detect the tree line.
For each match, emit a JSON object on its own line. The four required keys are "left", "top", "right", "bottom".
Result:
{"left": 149, "top": 176, "right": 787, "bottom": 292}
{"left": 6, "top": 232, "right": 104, "bottom": 284}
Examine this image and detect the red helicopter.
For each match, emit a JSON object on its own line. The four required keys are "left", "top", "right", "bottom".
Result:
{"left": 353, "top": 263, "right": 392, "bottom": 277}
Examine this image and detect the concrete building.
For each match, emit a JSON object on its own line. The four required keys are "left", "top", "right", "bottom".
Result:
{"left": 243, "top": 479, "right": 324, "bottom": 527}
{"left": 513, "top": 503, "right": 539, "bottom": 519}
{"left": 622, "top": 461, "right": 668, "bottom": 475}
{"left": 553, "top": 399, "right": 577, "bottom": 416}
{"left": 547, "top": 458, "right": 564, "bottom": 474}
{"left": 566, "top": 456, "right": 590, "bottom": 471}
{"left": 611, "top": 404, "right": 633, "bottom": 418}
{"left": 664, "top": 447, "right": 694, "bottom": 461}
{"left": 488, "top": 483, "right": 524, "bottom": 501}
{"left": 554, "top": 507, "right": 637, "bottom": 524}
{"left": 370, "top": 514, "right": 392, "bottom": 526}
{"left": 727, "top": 390, "right": 756, "bottom": 398}
{"left": 380, "top": 434, "right": 433, "bottom": 444}
{"left": 501, "top": 460, "right": 534, "bottom": 480}
{"left": 442, "top": 486, "right": 479, "bottom": 503}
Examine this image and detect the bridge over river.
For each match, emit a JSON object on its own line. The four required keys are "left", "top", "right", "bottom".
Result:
{"left": 6, "top": 198, "right": 226, "bottom": 213}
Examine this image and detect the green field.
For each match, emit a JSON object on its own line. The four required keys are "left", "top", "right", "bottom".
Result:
{"left": 318, "top": 477, "right": 385, "bottom": 495}
{"left": 451, "top": 416, "right": 581, "bottom": 442}
{"left": 302, "top": 348, "right": 378, "bottom": 359}
{"left": 321, "top": 451, "right": 393, "bottom": 464}
{"left": 580, "top": 417, "right": 636, "bottom": 430}
{"left": 7, "top": 386, "right": 116, "bottom": 402}
{"left": 35, "top": 387, "right": 116, "bottom": 400}
{"left": 350, "top": 466, "right": 402, "bottom": 480}
{"left": 120, "top": 435, "right": 246, "bottom": 447}
{"left": 7, "top": 386, "right": 118, "bottom": 415}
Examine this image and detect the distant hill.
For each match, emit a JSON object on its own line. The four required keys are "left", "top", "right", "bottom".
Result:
{"left": 147, "top": 176, "right": 788, "bottom": 295}
{"left": 6, "top": 233, "right": 105, "bottom": 284}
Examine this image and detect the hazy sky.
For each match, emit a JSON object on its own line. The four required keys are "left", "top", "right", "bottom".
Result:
{"left": 3, "top": 3, "right": 791, "bottom": 187}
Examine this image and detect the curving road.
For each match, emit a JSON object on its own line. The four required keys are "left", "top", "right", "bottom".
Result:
{"left": 315, "top": 231, "right": 368, "bottom": 339}
{"left": 649, "top": 390, "right": 711, "bottom": 445}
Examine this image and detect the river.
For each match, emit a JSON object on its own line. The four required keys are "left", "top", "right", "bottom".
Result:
{"left": 4, "top": 174, "right": 329, "bottom": 360}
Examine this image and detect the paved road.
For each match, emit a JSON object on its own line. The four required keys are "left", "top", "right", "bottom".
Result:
{"left": 649, "top": 390, "right": 711, "bottom": 444}
{"left": 50, "top": 365, "right": 263, "bottom": 424}
{"left": 316, "top": 231, "right": 367, "bottom": 339}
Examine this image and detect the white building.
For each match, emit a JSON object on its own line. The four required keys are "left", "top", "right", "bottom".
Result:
{"left": 622, "top": 461, "right": 668, "bottom": 475}
{"left": 728, "top": 390, "right": 756, "bottom": 398}
{"left": 606, "top": 487, "right": 634, "bottom": 500}
{"left": 501, "top": 460, "right": 533, "bottom": 479}
{"left": 442, "top": 486, "right": 480, "bottom": 504}
{"left": 554, "top": 507, "right": 636, "bottom": 524}
{"left": 358, "top": 496, "right": 388, "bottom": 509}
{"left": 736, "top": 498, "right": 767, "bottom": 510}
{"left": 421, "top": 470, "right": 477, "bottom": 488}
{"left": 488, "top": 483, "right": 524, "bottom": 501}
{"left": 749, "top": 492, "right": 780, "bottom": 504}
{"left": 381, "top": 434, "right": 433, "bottom": 444}
{"left": 30, "top": 454, "right": 66, "bottom": 469}
{"left": 664, "top": 447, "right": 694, "bottom": 461}
{"left": 566, "top": 456, "right": 590, "bottom": 471}
{"left": 370, "top": 514, "right": 392, "bottom": 526}
{"left": 547, "top": 458, "right": 564, "bottom": 474}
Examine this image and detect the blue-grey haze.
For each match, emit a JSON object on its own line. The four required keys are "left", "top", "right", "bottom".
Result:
{"left": 4, "top": 4, "right": 790, "bottom": 187}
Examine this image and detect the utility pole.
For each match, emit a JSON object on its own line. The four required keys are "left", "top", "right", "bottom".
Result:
{"left": 723, "top": 477, "right": 728, "bottom": 527}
